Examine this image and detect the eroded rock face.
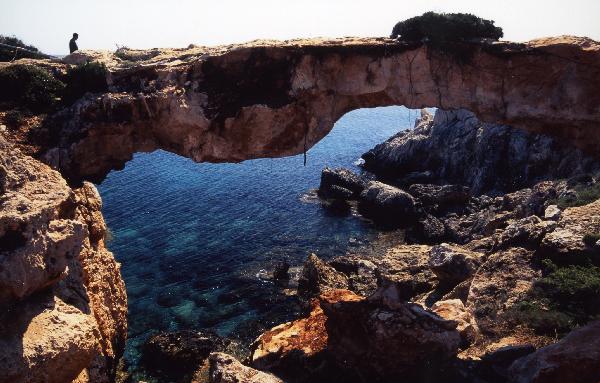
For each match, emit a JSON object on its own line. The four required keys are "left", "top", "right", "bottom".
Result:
{"left": 14, "top": 36, "right": 598, "bottom": 183}
{"left": 0, "top": 138, "right": 126, "bottom": 383}
{"left": 363, "top": 108, "right": 600, "bottom": 195}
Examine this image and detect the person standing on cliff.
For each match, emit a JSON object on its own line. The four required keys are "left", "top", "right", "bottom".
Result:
{"left": 69, "top": 33, "right": 79, "bottom": 53}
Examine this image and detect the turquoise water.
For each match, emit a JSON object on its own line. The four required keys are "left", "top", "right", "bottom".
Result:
{"left": 97, "top": 106, "right": 418, "bottom": 372}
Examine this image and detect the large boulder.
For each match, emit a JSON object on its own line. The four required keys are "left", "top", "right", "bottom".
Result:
{"left": 428, "top": 244, "right": 483, "bottom": 287}
{"left": 318, "top": 167, "right": 366, "bottom": 200}
{"left": 509, "top": 320, "right": 600, "bottom": 383}
{"left": 431, "top": 299, "right": 479, "bottom": 345}
{"left": 209, "top": 353, "right": 283, "bottom": 383}
{"left": 358, "top": 181, "right": 419, "bottom": 226}
{"left": 321, "top": 285, "right": 461, "bottom": 379}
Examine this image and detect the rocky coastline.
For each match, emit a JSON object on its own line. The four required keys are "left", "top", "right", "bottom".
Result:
{"left": 1, "top": 35, "right": 600, "bottom": 383}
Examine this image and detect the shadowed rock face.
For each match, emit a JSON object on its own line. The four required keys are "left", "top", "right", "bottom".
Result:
{"left": 31, "top": 35, "right": 600, "bottom": 183}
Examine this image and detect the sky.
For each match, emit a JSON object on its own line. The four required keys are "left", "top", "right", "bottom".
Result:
{"left": 1, "top": 0, "right": 599, "bottom": 55}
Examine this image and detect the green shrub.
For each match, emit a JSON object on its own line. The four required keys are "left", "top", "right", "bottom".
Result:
{"left": 553, "top": 182, "right": 600, "bottom": 208}
{"left": 0, "top": 64, "right": 64, "bottom": 112}
{"left": 391, "top": 12, "right": 503, "bottom": 43}
{"left": 62, "top": 62, "right": 109, "bottom": 104}
{"left": 0, "top": 35, "right": 44, "bottom": 62}
{"left": 508, "top": 261, "right": 600, "bottom": 335}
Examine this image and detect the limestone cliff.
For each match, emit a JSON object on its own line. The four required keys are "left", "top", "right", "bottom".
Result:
{"left": 12, "top": 35, "right": 598, "bottom": 183}
{"left": 0, "top": 137, "right": 127, "bottom": 383}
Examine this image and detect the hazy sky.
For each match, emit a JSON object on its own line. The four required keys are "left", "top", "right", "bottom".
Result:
{"left": 2, "top": 0, "right": 599, "bottom": 54}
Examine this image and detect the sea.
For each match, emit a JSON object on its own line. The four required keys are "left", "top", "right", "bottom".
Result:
{"left": 97, "top": 106, "right": 420, "bottom": 378}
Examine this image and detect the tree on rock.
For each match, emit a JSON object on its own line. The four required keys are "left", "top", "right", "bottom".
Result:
{"left": 391, "top": 12, "right": 503, "bottom": 43}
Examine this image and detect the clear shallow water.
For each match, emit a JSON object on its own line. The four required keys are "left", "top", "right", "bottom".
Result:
{"left": 98, "top": 106, "right": 419, "bottom": 373}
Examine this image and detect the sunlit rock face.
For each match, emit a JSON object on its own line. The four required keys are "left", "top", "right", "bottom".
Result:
{"left": 35, "top": 36, "right": 600, "bottom": 183}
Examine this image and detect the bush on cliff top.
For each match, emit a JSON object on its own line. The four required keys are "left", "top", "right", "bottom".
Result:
{"left": 0, "top": 35, "right": 44, "bottom": 62}
{"left": 0, "top": 64, "right": 64, "bottom": 112}
{"left": 62, "top": 61, "right": 109, "bottom": 104}
{"left": 390, "top": 12, "right": 503, "bottom": 43}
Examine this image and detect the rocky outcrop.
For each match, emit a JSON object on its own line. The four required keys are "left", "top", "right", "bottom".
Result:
{"left": 0, "top": 137, "right": 126, "bottom": 382}
{"left": 509, "top": 320, "right": 600, "bottom": 383}
{"left": 297, "top": 254, "right": 349, "bottom": 299}
{"left": 363, "top": 108, "right": 600, "bottom": 195}
{"left": 7, "top": 36, "right": 596, "bottom": 182}
{"left": 321, "top": 285, "right": 461, "bottom": 380}
{"left": 209, "top": 353, "right": 283, "bottom": 383}
{"left": 358, "top": 181, "right": 419, "bottom": 226}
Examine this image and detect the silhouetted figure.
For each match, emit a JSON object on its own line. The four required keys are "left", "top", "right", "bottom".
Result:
{"left": 69, "top": 33, "right": 79, "bottom": 53}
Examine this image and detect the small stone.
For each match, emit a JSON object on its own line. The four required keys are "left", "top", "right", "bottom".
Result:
{"left": 544, "top": 204, "right": 561, "bottom": 220}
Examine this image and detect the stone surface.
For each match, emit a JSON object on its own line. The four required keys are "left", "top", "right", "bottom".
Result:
{"left": 467, "top": 248, "right": 542, "bottom": 336}
{"left": 321, "top": 285, "right": 461, "bottom": 379}
{"left": 318, "top": 167, "right": 366, "bottom": 199}
{"left": 358, "top": 181, "right": 419, "bottom": 226}
{"left": 209, "top": 352, "right": 283, "bottom": 383}
{"left": 0, "top": 138, "right": 126, "bottom": 383}
{"left": 428, "top": 244, "right": 482, "bottom": 287}
{"left": 408, "top": 184, "right": 471, "bottom": 208}
{"left": 509, "top": 320, "right": 600, "bottom": 383}
{"left": 141, "top": 330, "right": 229, "bottom": 377}
{"left": 251, "top": 290, "right": 357, "bottom": 374}
{"left": 363, "top": 108, "right": 600, "bottom": 195}
{"left": 544, "top": 205, "right": 561, "bottom": 220}
{"left": 297, "top": 254, "right": 348, "bottom": 299}
{"left": 5, "top": 36, "right": 595, "bottom": 183}
{"left": 431, "top": 299, "right": 479, "bottom": 344}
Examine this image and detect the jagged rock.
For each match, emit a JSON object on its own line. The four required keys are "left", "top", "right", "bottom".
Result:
{"left": 321, "top": 285, "right": 461, "bottom": 379}
{"left": 376, "top": 244, "right": 437, "bottom": 300}
{"left": 297, "top": 254, "right": 348, "bottom": 300}
{"left": 540, "top": 199, "right": 600, "bottom": 260}
{"left": 467, "top": 248, "right": 542, "bottom": 336}
{"left": 363, "top": 109, "right": 600, "bottom": 196}
{"left": 431, "top": 299, "right": 479, "bottom": 344}
{"left": 318, "top": 167, "right": 366, "bottom": 199}
{"left": 358, "top": 181, "right": 419, "bottom": 226}
{"left": 544, "top": 205, "right": 561, "bottom": 220}
{"left": 251, "top": 290, "right": 357, "bottom": 375}
{"left": 429, "top": 244, "right": 482, "bottom": 287}
{"left": 0, "top": 138, "right": 127, "bottom": 383}
{"left": 509, "top": 320, "right": 600, "bottom": 383}
{"left": 491, "top": 216, "right": 557, "bottom": 251}
{"left": 441, "top": 278, "right": 473, "bottom": 303}
{"left": 209, "top": 353, "right": 283, "bottom": 383}
{"left": 408, "top": 214, "right": 446, "bottom": 243}
{"left": 328, "top": 256, "right": 379, "bottom": 296}
{"left": 141, "top": 330, "right": 229, "bottom": 378}
{"left": 479, "top": 344, "right": 536, "bottom": 381}
{"left": 408, "top": 184, "right": 471, "bottom": 208}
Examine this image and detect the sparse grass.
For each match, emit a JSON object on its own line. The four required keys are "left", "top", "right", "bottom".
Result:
{"left": 508, "top": 260, "right": 600, "bottom": 335}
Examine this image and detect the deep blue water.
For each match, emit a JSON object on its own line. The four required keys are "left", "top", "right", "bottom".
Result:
{"left": 97, "top": 106, "right": 418, "bottom": 373}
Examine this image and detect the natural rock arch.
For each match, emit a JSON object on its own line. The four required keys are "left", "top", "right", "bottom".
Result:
{"left": 38, "top": 36, "right": 600, "bottom": 183}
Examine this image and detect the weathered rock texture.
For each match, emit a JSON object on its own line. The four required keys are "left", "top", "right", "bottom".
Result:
{"left": 0, "top": 137, "right": 126, "bottom": 383}
{"left": 364, "top": 108, "right": 600, "bottom": 195}
{"left": 13, "top": 35, "right": 598, "bottom": 183}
